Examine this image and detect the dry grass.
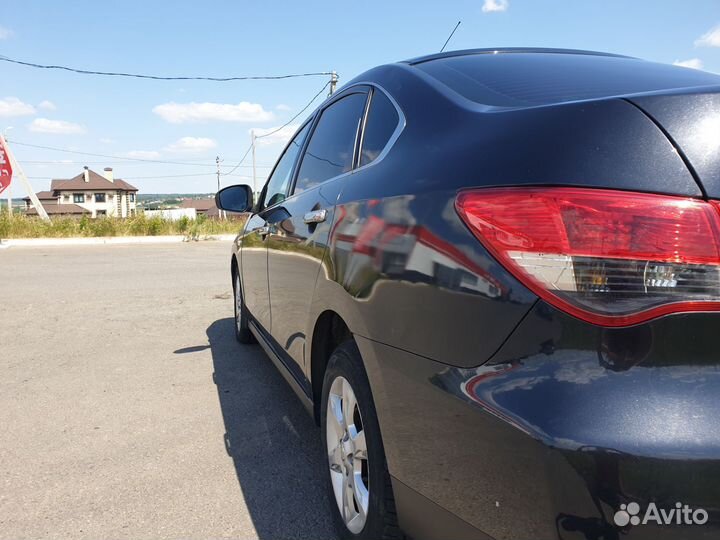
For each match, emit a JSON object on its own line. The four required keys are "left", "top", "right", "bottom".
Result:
{"left": 0, "top": 213, "right": 246, "bottom": 239}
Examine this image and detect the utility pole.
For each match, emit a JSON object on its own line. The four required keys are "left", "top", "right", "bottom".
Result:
{"left": 251, "top": 130, "right": 257, "bottom": 198}
{"left": 215, "top": 155, "right": 221, "bottom": 193}
{"left": 329, "top": 70, "right": 338, "bottom": 96}
{"left": 215, "top": 155, "right": 225, "bottom": 220}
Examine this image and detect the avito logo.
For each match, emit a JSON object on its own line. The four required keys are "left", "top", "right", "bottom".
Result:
{"left": 613, "top": 502, "right": 708, "bottom": 527}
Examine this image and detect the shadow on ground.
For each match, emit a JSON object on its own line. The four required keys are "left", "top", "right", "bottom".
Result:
{"left": 205, "top": 318, "right": 338, "bottom": 540}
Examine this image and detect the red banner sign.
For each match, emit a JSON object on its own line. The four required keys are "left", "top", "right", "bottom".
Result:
{"left": 0, "top": 137, "right": 12, "bottom": 195}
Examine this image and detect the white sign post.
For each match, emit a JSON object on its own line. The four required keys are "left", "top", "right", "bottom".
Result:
{"left": 0, "top": 135, "right": 51, "bottom": 222}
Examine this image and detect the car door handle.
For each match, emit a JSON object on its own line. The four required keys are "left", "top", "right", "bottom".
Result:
{"left": 253, "top": 225, "right": 270, "bottom": 236}
{"left": 303, "top": 209, "right": 327, "bottom": 224}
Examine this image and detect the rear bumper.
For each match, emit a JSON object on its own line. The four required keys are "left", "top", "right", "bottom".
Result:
{"left": 356, "top": 304, "right": 720, "bottom": 540}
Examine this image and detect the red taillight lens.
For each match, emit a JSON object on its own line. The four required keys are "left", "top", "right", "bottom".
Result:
{"left": 456, "top": 187, "right": 720, "bottom": 326}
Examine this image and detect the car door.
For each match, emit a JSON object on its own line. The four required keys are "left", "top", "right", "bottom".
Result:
{"left": 266, "top": 89, "right": 370, "bottom": 379}
{"left": 241, "top": 121, "right": 312, "bottom": 332}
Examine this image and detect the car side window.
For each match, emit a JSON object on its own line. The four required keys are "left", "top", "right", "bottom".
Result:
{"left": 262, "top": 121, "right": 312, "bottom": 209}
{"left": 294, "top": 92, "right": 368, "bottom": 194}
{"left": 359, "top": 89, "right": 400, "bottom": 167}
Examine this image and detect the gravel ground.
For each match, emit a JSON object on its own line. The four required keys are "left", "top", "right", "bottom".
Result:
{"left": 0, "top": 242, "right": 337, "bottom": 540}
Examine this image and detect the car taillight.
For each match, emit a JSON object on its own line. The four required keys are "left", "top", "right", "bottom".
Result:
{"left": 456, "top": 187, "right": 720, "bottom": 326}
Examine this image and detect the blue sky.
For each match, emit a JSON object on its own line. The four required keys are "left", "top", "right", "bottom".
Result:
{"left": 1, "top": 0, "right": 719, "bottom": 194}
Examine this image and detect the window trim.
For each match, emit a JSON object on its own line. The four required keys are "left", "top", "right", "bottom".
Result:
{"left": 73, "top": 193, "right": 85, "bottom": 203}
{"left": 354, "top": 84, "right": 405, "bottom": 173}
{"left": 356, "top": 87, "right": 374, "bottom": 169}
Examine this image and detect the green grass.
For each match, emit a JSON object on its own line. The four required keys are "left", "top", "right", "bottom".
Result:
{"left": 0, "top": 213, "right": 246, "bottom": 239}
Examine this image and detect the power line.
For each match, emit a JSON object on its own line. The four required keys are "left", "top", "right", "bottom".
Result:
{"left": 11, "top": 73, "right": 334, "bottom": 191}
{"left": 126, "top": 172, "right": 265, "bottom": 180}
{"left": 22, "top": 159, "right": 195, "bottom": 165}
{"left": 125, "top": 173, "right": 217, "bottom": 179}
{"left": 221, "top": 80, "right": 331, "bottom": 177}
{"left": 7, "top": 140, "right": 247, "bottom": 167}
{"left": 20, "top": 159, "right": 272, "bottom": 168}
{"left": 27, "top": 172, "right": 266, "bottom": 180}
{"left": 8, "top": 79, "right": 332, "bottom": 175}
{"left": 0, "top": 55, "right": 333, "bottom": 82}
{"left": 220, "top": 145, "right": 253, "bottom": 177}
{"left": 256, "top": 81, "right": 331, "bottom": 140}
{"left": 26, "top": 173, "right": 210, "bottom": 180}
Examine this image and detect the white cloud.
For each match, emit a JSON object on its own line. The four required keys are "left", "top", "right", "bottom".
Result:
{"left": 152, "top": 101, "right": 274, "bottom": 124}
{"left": 29, "top": 118, "right": 86, "bottom": 134}
{"left": 126, "top": 150, "right": 161, "bottom": 159}
{"left": 695, "top": 24, "right": 720, "bottom": 47}
{"left": 164, "top": 136, "right": 217, "bottom": 154}
{"left": 673, "top": 58, "right": 704, "bottom": 70}
{"left": 482, "top": 0, "right": 509, "bottom": 12}
{"left": 99, "top": 137, "right": 115, "bottom": 144}
{"left": 0, "top": 26, "right": 13, "bottom": 40}
{"left": 275, "top": 104, "right": 292, "bottom": 111}
{"left": 251, "top": 124, "right": 299, "bottom": 147}
{"left": 0, "top": 97, "right": 36, "bottom": 117}
{"left": 38, "top": 100, "right": 57, "bottom": 111}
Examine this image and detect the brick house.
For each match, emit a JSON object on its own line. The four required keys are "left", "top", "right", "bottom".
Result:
{"left": 25, "top": 167, "right": 138, "bottom": 218}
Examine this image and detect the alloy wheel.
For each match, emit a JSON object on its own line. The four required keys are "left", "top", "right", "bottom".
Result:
{"left": 326, "top": 376, "right": 370, "bottom": 534}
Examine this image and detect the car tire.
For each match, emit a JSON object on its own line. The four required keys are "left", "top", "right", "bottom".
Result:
{"left": 233, "top": 271, "right": 255, "bottom": 344}
{"left": 321, "top": 341, "right": 403, "bottom": 540}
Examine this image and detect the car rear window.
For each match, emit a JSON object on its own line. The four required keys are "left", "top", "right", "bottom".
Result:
{"left": 414, "top": 53, "right": 720, "bottom": 108}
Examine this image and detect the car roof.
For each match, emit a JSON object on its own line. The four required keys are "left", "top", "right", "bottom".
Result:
{"left": 403, "top": 47, "right": 632, "bottom": 65}
{"left": 397, "top": 49, "right": 720, "bottom": 109}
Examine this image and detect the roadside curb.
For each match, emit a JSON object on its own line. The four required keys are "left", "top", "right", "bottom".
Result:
{"left": 0, "top": 234, "right": 237, "bottom": 248}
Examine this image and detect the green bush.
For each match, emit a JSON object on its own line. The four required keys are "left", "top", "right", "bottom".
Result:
{"left": 177, "top": 216, "right": 190, "bottom": 233}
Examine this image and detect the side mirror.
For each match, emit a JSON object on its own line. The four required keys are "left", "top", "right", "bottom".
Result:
{"left": 215, "top": 184, "right": 254, "bottom": 213}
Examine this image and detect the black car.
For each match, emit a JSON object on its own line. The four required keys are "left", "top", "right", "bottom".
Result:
{"left": 216, "top": 48, "right": 720, "bottom": 540}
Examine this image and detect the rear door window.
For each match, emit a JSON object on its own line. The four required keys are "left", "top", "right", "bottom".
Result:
{"left": 294, "top": 92, "right": 368, "bottom": 194}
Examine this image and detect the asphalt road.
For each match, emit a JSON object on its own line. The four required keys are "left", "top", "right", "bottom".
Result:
{"left": 0, "top": 242, "right": 337, "bottom": 540}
